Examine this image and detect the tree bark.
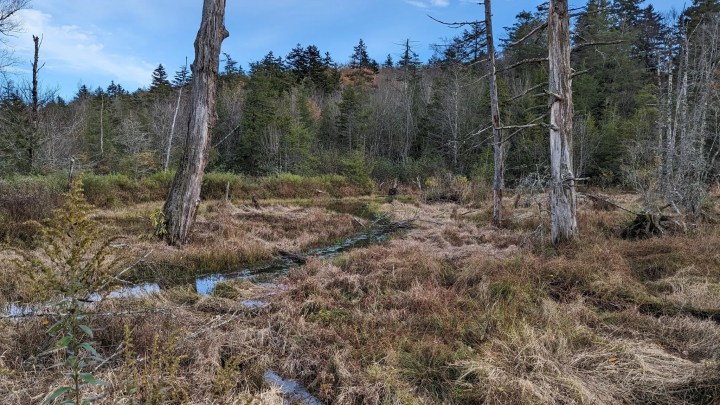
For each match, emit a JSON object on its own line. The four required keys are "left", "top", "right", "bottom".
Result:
{"left": 165, "top": 86, "right": 183, "bottom": 171}
{"left": 548, "top": 0, "right": 577, "bottom": 243}
{"left": 30, "top": 34, "right": 40, "bottom": 170}
{"left": 161, "top": 0, "right": 228, "bottom": 245}
{"left": 99, "top": 93, "right": 104, "bottom": 157}
{"left": 484, "top": 0, "right": 504, "bottom": 225}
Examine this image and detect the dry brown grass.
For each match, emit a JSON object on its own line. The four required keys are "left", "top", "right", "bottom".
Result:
{"left": 1, "top": 193, "right": 720, "bottom": 404}
{"left": 86, "top": 199, "right": 365, "bottom": 284}
{"left": 240, "top": 200, "right": 720, "bottom": 404}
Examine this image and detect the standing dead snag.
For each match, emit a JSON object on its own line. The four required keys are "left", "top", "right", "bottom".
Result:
{"left": 161, "top": 0, "right": 228, "bottom": 245}
{"left": 484, "top": 0, "right": 504, "bottom": 226}
{"left": 30, "top": 34, "right": 41, "bottom": 171}
{"left": 548, "top": 0, "right": 577, "bottom": 244}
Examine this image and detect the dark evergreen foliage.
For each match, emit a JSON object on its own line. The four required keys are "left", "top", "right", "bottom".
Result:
{"left": 150, "top": 64, "right": 172, "bottom": 93}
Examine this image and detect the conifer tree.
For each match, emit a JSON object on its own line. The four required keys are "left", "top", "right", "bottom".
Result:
{"left": 383, "top": 54, "right": 394, "bottom": 69}
{"left": 350, "top": 39, "right": 371, "bottom": 70}
{"left": 74, "top": 85, "right": 90, "bottom": 101}
{"left": 682, "top": 0, "right": 720, "bottom": 32}
{"left": 150, "top": 64, "right": 172, "bottom": 93}
{"left": 173, "top": 63, "right": 192, "bottom": 87}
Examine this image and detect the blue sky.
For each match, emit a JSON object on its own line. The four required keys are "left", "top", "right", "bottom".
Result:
{"left": 5, "top": 0, "right": 686, "bottom": 99}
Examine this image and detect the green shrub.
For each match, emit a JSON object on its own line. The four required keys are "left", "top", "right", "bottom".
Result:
{"left": 338, "top": 152, "right": 374, "bottom": 190}
{"left": 202, "top": 172, "right": 244, "bottom": 199}
{"left": 140, "top": 170, "right": 175, "bottom": 199}
{"left": 82, "top": 173, "right": 136, "bottom": 207}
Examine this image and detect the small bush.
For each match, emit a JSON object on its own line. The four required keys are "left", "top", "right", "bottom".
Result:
{"left": 82, "top": 173, "right": 137, "bottom": 207}
{"left": 140, "top": 170, "right": 175, "bottom": 199}
{"left": 202, "top": 171, "right": 245, "bottom": 199}
{"left": 0, "top": 174, "right": 66, "bottom": 242}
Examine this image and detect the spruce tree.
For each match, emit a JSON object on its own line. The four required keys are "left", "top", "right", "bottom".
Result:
{"left": 397, "top": 39, "right": 420, "bottom": 71}
{"left": 74, "top": 85, "right": 90, "bottom": 101}
{"left": 173, "top": 64, "right": 192, "bottom": 87}
{"left": 350, "top": 39, "right": 371, "bottom": 69}
{"left": 349, "top": 39, "right": 378, "bottom": 83}
{"left": 150, "top": 64, "right": 172, "bottom": 93}
{"left": 286, "top": 44, "right": 309, "bottom": 82}
{"left": 682, "top": 0, "right": 720, "bottom": 31}
{"left": 221, "top": 52, "right": 243, "bottom": 76}
{"left": 383, "top": 54, "right": 394, "bottom": 68}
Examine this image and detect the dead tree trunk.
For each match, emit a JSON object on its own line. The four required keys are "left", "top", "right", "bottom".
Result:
{"left": 29, "top": 34, "right": 40, "bottom": 170}
{"left": 484, "top": 0, "right": 504, "bottom": 225}
{"left": 548, "top": 0, "right": 577, "bottom": 243}
{"left": 99, "top": 93, "right": 104, "bottom": 158}
{"left": 165, "top": 86, "right": 183, "bottom": 171}
{"left": 161, "top": 0, "right": 228, "bottom": 245}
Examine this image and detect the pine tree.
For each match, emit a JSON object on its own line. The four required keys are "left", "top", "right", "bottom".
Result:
{"left": 150, "top": 64, "right": 172, "bottom": 93}
{"left": 613, "top": 0, "right": 644, "bottom": 28}
{"left": 633, "top": 5, "right": 667, "bottom": 71}
{"left": 349, "top": 39, "right": 378, "bottom": 83}
{"left": 106, "top": 81, "right": 126, "bottom": 97}
{"left": 221, "top": 52, "right": 243, "bottom": 76}
{"left": 397, "top": 39, "right": 421, "bottom": 72}
{"left": 286, "top": 44, "right": 309, "bottom": 82}
{"left": 682, "top": 0, "right": 720, "bottom": 32}
{"left": 74, "top": 85, "right": 90, "bottom": 102}
{"left": 350, "top": 39, "right": 371, "bottom": 69}
{"left": 173, "top": 63, "right": 192, "bottom": 87}
{"left": 383, "top": 54, "right": 394, "bottom": 69}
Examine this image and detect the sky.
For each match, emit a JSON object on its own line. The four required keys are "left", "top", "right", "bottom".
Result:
{"left": 3, "top": 0, "right": 687, "bottom": 99}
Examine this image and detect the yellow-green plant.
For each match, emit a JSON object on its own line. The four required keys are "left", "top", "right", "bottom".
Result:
{"left": 150, "top": 209, "right": 167, "bottom": 238}
{"left": 119, "top": 325, "right": 188, "bottom": 403}
{"left": 14, "top": 178, "right": 122, "bottom": 404}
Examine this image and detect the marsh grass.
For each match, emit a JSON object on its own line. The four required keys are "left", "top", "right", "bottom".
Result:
{"left": 245, "top": 199, "right": 720, "bottom": 404}
{"left": 1, "top": 187, "right": 719, "bottom": 403}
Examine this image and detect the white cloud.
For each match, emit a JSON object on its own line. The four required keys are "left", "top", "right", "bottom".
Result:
{"left": 9, "top": 9, "right": 154, "bottom": 88}
{"left": 404, "top": 0, "right": 449, "bottom": 8}
{"left": 404, "top": 0, "right": 428, "bottom": 8}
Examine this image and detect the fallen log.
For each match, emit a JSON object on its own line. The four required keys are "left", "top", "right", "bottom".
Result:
{"left": 579, "top": 193, "right": 685, "bottom": 239}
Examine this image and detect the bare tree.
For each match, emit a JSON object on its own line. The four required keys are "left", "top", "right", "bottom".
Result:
{"left": 484, "top": 0, "right": 504, "bottom": 225}
{"left": 660, "top": 14, "right": 720, "bottom": 212}
{"left": 548, "top": 0, "right": 577, "bottom": 243}
{"left": 37, "top": 99, "right": 86, "bottom": 171}
{"left": 28, "top": 34, "right": 39, "bottom": 169}
{"left": 0, "top": 0, "right": 29, "bottom": 72}
{"left": 166, "top": 59, "right": 190, "bottom": 171}
{"left": 161, "top": 0, "right": 228, "bottom": 245}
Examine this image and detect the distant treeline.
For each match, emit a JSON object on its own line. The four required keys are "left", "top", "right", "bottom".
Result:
{"left": 1, "top": 1, "right": 719, "bottom": 207}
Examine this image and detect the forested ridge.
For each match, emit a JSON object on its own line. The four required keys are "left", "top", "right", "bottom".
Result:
{"left": 1, "top": 0, "right": 718, "bottom": 213}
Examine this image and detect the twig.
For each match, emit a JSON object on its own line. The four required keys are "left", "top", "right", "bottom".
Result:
{"left": 427, "top": 15, "right": 485, "bottom": 29}
{"left": 572, "top": 39, "right": 625, "bottom": 52}
{"left": 93, "top": 341, "right": 125, "bottom": 371}
{"left": 184, "top": 310, "right": 242, "bottom": 341}
{"left": 507, "top": 22, "right": 548, "bottom": 47}
{"left": 498, "top": 57, "right": 549, "bottom": 74}
{"left": 95, "top": 249, "right": 154, "bottom": 294}
{"left": 506, "top": 81, "right": 547, "bottom": 103}
{"left": 498, "top": 123, "right": 546, "bottom": 130}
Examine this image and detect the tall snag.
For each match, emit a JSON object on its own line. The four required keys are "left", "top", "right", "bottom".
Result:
{"left": 30, "top": 34, "right": 40, "bottom": 170}
{"left": 161, "top": 0, "right": 228, "bottom": 245}
{"left": 483, "top": 0, "right": 503, "bottom": 225}
{"left": 548, "top": 0, "right": 577, "bottom": 243}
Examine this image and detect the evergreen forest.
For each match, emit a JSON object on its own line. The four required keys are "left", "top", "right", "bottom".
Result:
{"left": 1, "top": 0, "right": 718, "bottom": 212}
